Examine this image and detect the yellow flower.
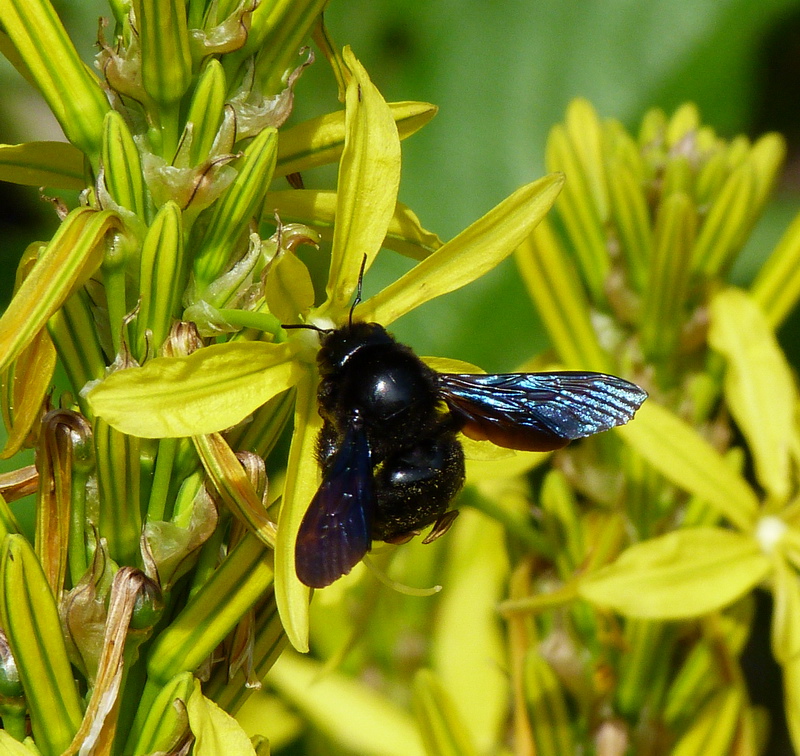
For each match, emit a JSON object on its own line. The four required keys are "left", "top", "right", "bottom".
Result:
{"left": 88, "top": 48, "right": 563, "bottom": 649}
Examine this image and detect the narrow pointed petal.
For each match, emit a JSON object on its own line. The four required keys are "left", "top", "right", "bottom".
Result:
{"left": 709, "top": 288, "right": 796, "bottom": 501}
{"left": 0, "top": 141, "right": 85, "bottom": 189}
{"left": 0, "top": 0, "right": 109, "bottom": 159}
{"left": 579, "top": 528, "right": 770, "bottom": 619}
{"left": 274, "top": 373, "right": 321, "bottom": 652}
{"left": 266, "top": 189, "right": 443, "bottom": 260}
{"left": 324, "top": 47, "right": 401, "bottom": 317}
{"left": 356, "top": 173, "right": 564, "bottom": 326}
{"left": 0, "top": 208, "right": 121, "bottom": 374}
{"left": 87, "top": 340, "right": 303, "bottom": 438}
{"left": 616, "top": 400, "right": 759, "bottom": 530}
{"left": 275, "top": 101, "right": 436, "bottom": 178}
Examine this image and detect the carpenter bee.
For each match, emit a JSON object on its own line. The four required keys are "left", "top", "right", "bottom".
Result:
{"left": 293, "top": 319, "right": 647, "bottom": 588}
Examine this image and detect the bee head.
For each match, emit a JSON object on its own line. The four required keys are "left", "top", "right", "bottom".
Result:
{"left": 318, "top": 321, "right": 395, "bottom": 373}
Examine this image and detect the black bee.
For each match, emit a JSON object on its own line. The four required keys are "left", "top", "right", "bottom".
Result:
{"left": 294, "top": 320, "right": 647, "bottom": 588}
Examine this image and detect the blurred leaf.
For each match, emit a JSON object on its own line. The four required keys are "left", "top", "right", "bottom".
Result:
{"left": 785, "top": 652, "right": 800, "bottom": 755}
{"left": 515, "top": 217, "right": 609, "bottom": 372}
{"left": 524, "top": 650, "right": 575, "bottom": 756}
{"left": 771, "top": 555, "right": 800, "bottom": 664}
{"left": 663, "top": 597, "right": 754, "bottom": 726}
{"left": 545, "top": 105, "right": 608, "bottom": 300}
{"left": 412, "top": 669, "right": 479, "bottom": 756}
{"left": 750, "top": 208, "right": 800, "bottom": 328}
{"left": 709, "top": 287, "right": 796, "bottom": 501}
{"left": 691, "top": 162, "right": 754, "bottom": 277}
{"left": 641, "top": 191, "right": 695, "bottom": 361}
{"left": 579, "top": 528, "right": 770, "bottom": 619}
{"left": 430, "top": 509, "right": 508, "bottom": 752}
{"left": 268, "top": 651, "right": 425, "bottom": 756}
{"left": 236, "top": 690, "right": 303, "bottom": 751}
{"left": 616, "top": 400, "right": 759, "bottom": 530}
{"left": 670, "top": 686, "right": 745, "bottom": 756}
{"left": 0, "top": 141, "right": 85, "bottom": 189}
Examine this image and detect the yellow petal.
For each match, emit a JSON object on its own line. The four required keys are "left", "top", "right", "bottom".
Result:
{"left": 412, "top": 669, "right": 479, "bottom": 756}
{"left": 87, "top": 341, "right": 302, "bottom": 438}
{"left": 771, "top": 555, "right": 800, "bottom": 664}
{"left": 616, "top": 399, "right": 759, "bottom": 530}
{"left": 0, "top": 208, "right": 120, "bottom": 374}
{"left": 268, "top": 651, "right": 425, "bottom": 756}
{"left": 275, "top": 101, "right": 436, "bottom": 178}
{"left": 187, "top": 679, "right": 257, "bottom": 755}
{"left": 324, "top": 47, "right": 401, "bottom": 318}
{"left": 274, "top": 372, "right": 320, "bottom": 652}
{"left": 357, "top": 173, "right": 564, "bottom": 326}
{"left": 709, "top": 287, "right": 796, "bottom": 501}
{"left": 0, "top": 141, "right": 85, "bottom": 189}
{"left": 784, "top": 653, "right": 800, "bottom": 753}
{"left": 266, "top": 189, "right": 442, "bottom": 260}
{"left": 670, "top": 686, "right": 745, "bottom": 756}
{"left": 579, "top": 527, "right": 770, "bottom": 619}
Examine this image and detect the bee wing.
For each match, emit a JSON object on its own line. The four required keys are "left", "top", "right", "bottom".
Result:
{"left": 295, "top": 423, "right": 374, "bottom": 588}
{"left": 439, "top": 371, "right": 647, "bottom": 452}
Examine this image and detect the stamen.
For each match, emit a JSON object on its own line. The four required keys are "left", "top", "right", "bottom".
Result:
{"left": 363, "top": 554, "right": 442, "bottom": 596}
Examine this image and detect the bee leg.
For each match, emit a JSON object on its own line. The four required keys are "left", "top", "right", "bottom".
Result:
{"left": 383, "top": 529, "right": 420, "bottom": 545}
{"left": 422, "top": 510, "right": 459, "bottom": 544}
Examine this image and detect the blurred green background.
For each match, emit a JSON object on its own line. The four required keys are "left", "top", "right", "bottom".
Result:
{"left": 3, "top": 0, "right": 800, "bottom": 371}
{"left": 2, "top": 1, "right": 800, "bottom": 753}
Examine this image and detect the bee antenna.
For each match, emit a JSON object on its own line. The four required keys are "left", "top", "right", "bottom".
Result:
{"left": 282, "top": 323, "right": 331, "bottom": 335}
{"left": 349, "top": 254, "right": 368, "bottom": 328}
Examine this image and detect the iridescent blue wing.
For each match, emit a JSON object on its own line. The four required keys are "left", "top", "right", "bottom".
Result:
{"left": 295, "top": 423, "right": 374, "bottom": 588}
{"left": 439, "top": 371, "right": 647, "bottom": 452}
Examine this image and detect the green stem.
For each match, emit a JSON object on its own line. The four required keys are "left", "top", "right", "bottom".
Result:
{"left": 68, "top": 466, "right": 89, "bottom": 585}
{"left": 146, "top": 438, "right": 178, "bottom": 522}
{"left": 146, "top": 531, "right": 274, "bottom": 685}
{"left": 217, "top": 308, "right": 286, "bottom": 337}
{"left": 0, "top": 709, "right": 27, "bottom": 742}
